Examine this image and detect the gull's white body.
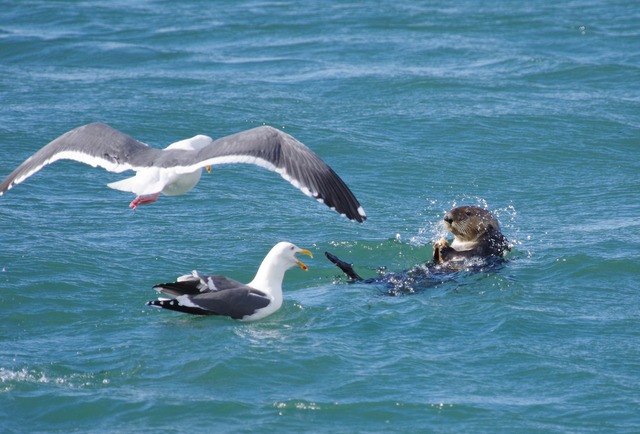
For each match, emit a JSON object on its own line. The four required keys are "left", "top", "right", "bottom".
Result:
{"left": 107, "top": 135, "right": 213, "bottom": 199}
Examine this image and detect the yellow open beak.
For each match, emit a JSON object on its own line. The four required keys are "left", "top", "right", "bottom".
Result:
{"left": 205, "top": 166, "right": 212, "bottom": 173}
{"left": 296, "top": 249, "right": 313, "bottom": 271}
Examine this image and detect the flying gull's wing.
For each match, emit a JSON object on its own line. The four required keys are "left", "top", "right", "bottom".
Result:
{"left": 0, "top": 122, "right": 160, "bottom": 196}
{"left": 162, "top": 126, "right": 367, "bottom": 222}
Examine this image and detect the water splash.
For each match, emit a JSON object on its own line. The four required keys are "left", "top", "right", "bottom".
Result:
{"left": 0, "top": 367, "right": 109, "bottom": 392}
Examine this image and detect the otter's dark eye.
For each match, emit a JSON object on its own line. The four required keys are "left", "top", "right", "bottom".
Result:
{"left": 465, "top": 211, "right": 472, "bottom": 216}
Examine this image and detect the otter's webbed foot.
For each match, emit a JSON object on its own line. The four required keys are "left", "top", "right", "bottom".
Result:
{"left": 325, "top": 251, "right": 363, "bottom": 281}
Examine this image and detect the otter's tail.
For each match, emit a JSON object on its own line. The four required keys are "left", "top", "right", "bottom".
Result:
{"left": 325, "top": 251, "right": 363, "bottom": 281}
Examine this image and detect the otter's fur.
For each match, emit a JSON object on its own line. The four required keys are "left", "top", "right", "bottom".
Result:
{"left": 432, "top": 206, "right": 510, "bottom": 264}
{"left": 325, "top": 206, "right": 510, "bottom": 283}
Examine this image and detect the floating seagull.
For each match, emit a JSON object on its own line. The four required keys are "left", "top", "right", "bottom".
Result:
{"left": 0, "top": 122, "right": 366, "bottom": 222}
{"left": 146, "top": 242, "right": 312, "bottom": 320}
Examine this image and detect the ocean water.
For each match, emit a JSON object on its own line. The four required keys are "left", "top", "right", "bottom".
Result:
{"left": 1, "top": 1, "right": 639, "bottom": 432}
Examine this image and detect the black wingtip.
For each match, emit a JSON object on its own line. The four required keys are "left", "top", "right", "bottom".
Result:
{"left": 338, "top": 203, "right": 366, "bottom": 223}
{"left": 354, "top": 207, "right": 367, "bottom": 223}
{"left": 146, "top": 298, "right": 212, "bottom": 316}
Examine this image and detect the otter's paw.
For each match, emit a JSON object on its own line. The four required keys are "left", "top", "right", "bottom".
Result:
{"left": 433, "top": 238, "right": 449, "bottom": 250}
{"left": 432, "top": 238, "right": 450, "bottom": 263}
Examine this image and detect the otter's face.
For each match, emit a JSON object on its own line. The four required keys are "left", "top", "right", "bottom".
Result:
{"left": 443, "top": 206, "right": 500, "bottom": 242}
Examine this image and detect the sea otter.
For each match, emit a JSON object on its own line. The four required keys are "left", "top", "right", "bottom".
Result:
{"left": 432, "top": 205, "right": 510, "bottom": 264}
{"left": 325, "top": 206, "right": 510, "bottom": 282}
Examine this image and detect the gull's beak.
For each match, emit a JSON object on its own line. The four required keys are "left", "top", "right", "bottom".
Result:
{"left": 205, "top": 165, "right": 212, "bottom": 173}
{"left": 296, "top": 249, "right": 313, "bottom": 271}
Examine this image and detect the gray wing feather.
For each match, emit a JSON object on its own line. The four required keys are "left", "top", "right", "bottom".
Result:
{"left": 188, "top": 289, "right": 271, "bottom": 319}
{"left": 0, "top": 123, "right": 160, "bottom": 195}
{"left": 167, "top": 126, "right": 366, "bottom": 222}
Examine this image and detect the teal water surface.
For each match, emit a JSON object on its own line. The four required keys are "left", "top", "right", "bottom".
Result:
{"left": 1, "top": 1, "right": 639, "bottom": 433}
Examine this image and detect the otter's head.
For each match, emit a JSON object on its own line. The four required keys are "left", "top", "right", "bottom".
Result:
{"left": 443, "top": 206, "right": 501, "bottom": 242}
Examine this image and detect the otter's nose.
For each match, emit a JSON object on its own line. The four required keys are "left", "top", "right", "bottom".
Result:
{"left": 444, "top": 213, "right": 453, "bottom": 224}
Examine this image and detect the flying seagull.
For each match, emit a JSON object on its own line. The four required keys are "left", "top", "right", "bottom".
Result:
{"left": 0, "top": 123, "right": 367, "bottom": 222}
{"left": 147, "top": 241, "right": 312, "bottom": 320}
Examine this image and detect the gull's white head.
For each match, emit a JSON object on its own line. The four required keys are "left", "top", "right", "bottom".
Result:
{"left": 248, "top": 242, "right": 313, "bottom": 293}
{"left": 267, "top": 241, "right": 313, "bottom": 271}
